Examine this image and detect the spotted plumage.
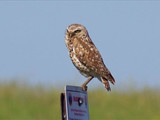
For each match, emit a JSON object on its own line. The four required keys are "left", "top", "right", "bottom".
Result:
{"left": 65, "top": 24, "right": 115, "bottom": 91}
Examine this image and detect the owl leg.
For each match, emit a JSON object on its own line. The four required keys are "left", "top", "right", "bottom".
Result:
{"left": 81, "top": 76, "right": 93, "bottom": 91}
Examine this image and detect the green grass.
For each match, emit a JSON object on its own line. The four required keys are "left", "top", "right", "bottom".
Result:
{"left": 0, "top": 81, "right": 160, "bottom": 120}
{"left": 89, "top": 89, "right": 160, "bottom": 120}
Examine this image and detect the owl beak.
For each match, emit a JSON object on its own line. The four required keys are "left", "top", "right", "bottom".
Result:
{"left": 68, "top": 33, "right": 74, "bottom": 38}
{"left": 69, "top": 33, "right": 74, "bottom": 37}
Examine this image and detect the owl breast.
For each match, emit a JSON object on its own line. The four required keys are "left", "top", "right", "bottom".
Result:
{"left": 69, "top": 51, "right": 90, "bottom": 77}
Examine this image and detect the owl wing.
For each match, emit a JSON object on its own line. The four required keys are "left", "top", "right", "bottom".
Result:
{"left": 73, "top": 37, "right": 113, "bottom": 79}
{"left": 73, "top": 37, "right": 115, "bottom": 91}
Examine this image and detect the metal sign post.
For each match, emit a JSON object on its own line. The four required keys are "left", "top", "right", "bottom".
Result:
{"left": 60, "top": 85, "right": 89, "bottom": 120}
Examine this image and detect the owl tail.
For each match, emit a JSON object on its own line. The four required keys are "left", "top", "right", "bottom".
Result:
{"left": 100, "top": 74, "right": 115, "bottom": 91}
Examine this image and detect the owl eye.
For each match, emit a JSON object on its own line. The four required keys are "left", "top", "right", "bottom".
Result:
{"left": 74, "top": 30, "right": 81, "bottom": 33}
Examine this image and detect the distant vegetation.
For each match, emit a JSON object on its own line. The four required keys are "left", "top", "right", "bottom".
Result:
{"left": 0, "top": 81, "right": 159, "bottom": 120}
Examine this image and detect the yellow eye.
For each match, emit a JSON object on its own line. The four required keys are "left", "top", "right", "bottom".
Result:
{"left": 74, "top": 30, "right": 81, "bottom": 33}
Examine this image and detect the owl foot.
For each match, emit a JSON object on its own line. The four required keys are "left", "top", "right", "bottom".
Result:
{"left": 81, "top": 85, "right": 88, "bottom": 91}
{"left": 81, "top": 76, "right": 93, "bottom": 91}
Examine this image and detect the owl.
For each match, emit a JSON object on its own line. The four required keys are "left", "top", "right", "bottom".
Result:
{"left": 65, "top": 24, "right": 115, "bottom": 91}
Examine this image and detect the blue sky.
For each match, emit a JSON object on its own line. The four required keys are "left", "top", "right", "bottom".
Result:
{"left": 0, "top": 1, "right": 160, "bottom": 89}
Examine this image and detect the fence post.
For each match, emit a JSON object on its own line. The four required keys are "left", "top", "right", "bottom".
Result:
{"left": 60, "top": 93, "right": 66, "bottom": 120}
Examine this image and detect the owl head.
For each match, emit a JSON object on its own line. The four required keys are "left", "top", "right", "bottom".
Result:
{"left": 65, "top": 24, "right": 88, "bottom": 39}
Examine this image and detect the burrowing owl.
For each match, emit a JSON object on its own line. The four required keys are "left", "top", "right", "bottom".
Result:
{"left": 65, "top": 24, "right": 115, "bottom": 91}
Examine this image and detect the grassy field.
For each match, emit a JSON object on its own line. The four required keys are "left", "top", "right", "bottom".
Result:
{"left": 0, "top": 81, "right": 160, "bottom": 120}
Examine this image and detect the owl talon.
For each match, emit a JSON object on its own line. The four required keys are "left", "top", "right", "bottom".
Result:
{"left": 81, "top": 85, "right": 88, "bottom": 91}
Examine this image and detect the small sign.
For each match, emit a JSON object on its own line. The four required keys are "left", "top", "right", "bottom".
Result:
{"left": 65, "top": 85, "right": 89, "bottom": 120}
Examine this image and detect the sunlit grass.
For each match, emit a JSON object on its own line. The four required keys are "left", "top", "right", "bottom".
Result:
{"left": 88, "top": 89, "right": 160, "bottom": 120}
{"left": 0, "top": 81, "right": 60, "bottom": 120}
{"left": 0, "top": 81, "right": 159, "bottom": 120}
